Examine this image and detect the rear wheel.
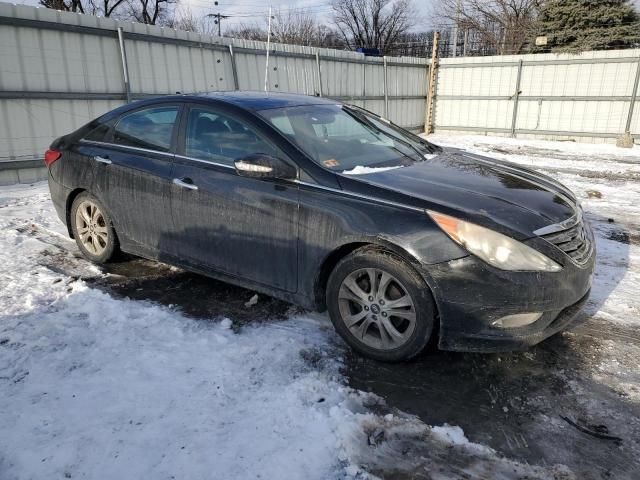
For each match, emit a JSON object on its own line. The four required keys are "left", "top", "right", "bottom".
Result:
{"left": 70, "top": 192, "right": 118, "bottom": 263}
{"left": 326, "top": 248, "right": 436, "bottom": 362}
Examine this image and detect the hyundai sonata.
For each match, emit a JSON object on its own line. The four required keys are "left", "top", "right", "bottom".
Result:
{"left": 45, "top": 92, "right": 594, "bottom": 362}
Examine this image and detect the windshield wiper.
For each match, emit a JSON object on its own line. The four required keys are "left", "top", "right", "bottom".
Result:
{"left": 342, "top": 106, "right": 428, "bottom": 162}
{"left": 344, "top": 105, "right": 439, "bottom": 154}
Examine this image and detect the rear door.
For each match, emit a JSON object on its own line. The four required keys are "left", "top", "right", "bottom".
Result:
{"left": 89, "top": 104, "right": 181, "bottom": 254}
{"left": 167, "top": 104, "right": 299, "bottom": 292}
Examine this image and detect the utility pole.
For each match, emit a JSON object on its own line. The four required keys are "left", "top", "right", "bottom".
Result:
{"left": 451, "top": 0, "right": 461, "bottom": 57}
{"left": 207, "top": 2, "right": 229, "bottom": 37}
{"left": 264, "top": 6, "right": 273, "bottom": 92}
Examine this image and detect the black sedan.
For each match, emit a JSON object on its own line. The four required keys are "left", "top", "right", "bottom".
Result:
{"left": 45, "top": 92, "right": 595, "bottom": 362}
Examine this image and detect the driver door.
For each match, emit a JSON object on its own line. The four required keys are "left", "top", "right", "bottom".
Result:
{"left": 166, "top": 105, "right": 299, "bottom": 293}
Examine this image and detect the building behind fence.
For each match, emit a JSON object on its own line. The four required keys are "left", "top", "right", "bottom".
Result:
{"left": 0, "top": 4, "right": 638, "bottom": 184}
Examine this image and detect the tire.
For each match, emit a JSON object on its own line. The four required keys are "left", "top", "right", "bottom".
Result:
{"left": 326, "top": 247, "right": 436, "bottom": 362}
{"left": 70, "top": 192, "right": 118, "bottom": 263}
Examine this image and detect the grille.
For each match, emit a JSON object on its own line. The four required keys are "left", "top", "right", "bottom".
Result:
{"left": 540, "top": 220, "right": 592, "bottom": 265}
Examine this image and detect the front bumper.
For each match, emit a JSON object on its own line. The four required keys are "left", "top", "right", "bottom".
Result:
{"left": 422, "top": 241, "right": 595, "bottom": 353}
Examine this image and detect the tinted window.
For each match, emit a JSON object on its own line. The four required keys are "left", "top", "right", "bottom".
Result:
{"left": 83, "top": 122, "right": 112, "bottom": 142}
{"left": 113, "top": 106, "right": 179, "bottom": 152}
{"left": 185, "top": 108, "right": 277, "bottom": 165}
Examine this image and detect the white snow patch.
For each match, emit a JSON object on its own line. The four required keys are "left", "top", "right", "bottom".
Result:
{"left": 342, "top": 165, "right": 402, "bottom": 175}
{"left": 431, "top": 424, "right": 494, "bottom": 454}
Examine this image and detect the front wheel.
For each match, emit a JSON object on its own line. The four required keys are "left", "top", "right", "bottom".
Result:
{"left": 326, "top": 248, "right": 436, "bottom": 362}
{"left": 70, "top": 192, "right": 118, "bottom": 263}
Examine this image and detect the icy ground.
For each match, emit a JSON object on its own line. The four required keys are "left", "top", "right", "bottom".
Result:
{"left": 1, "top": 135, "right": 639, "bottom": 479}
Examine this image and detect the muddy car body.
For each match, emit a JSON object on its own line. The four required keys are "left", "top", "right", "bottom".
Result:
{"left": 45, "top": 92, "right": 595, "bottom": 361}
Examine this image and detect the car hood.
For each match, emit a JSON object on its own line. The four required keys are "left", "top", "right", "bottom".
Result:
{"left": 338, "top": 148, "right": 578, "bottom": 238}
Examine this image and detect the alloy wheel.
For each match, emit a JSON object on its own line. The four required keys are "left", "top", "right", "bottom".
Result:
{"left": 338, "top": 268, "right": 417, "bottom": 350}
{"left": 75, "top": 200, "right": 109, "bottom": 256}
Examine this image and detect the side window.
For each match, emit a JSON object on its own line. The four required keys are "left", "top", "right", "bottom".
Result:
{"left": 185, "top": 108, "right": 278, "bottom": 165}
{"left": 113, "top": 106, "right": 179, "bottom": 152}
{"left": 83, "top": 121, "right": 113, "bottom": 142}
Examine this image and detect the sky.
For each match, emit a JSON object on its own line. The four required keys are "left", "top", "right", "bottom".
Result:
{"left": 9, "top": 0, "right": 639, "bottom": 35}
{"left": 10, "top": 0, "right": 433, "bottom": 32}
{"left": 179, "top": 0, "right": 432, "bottom": 32}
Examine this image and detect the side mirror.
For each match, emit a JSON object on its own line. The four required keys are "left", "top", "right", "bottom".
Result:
{"left": 234, "top": 154, "right": 297, "bottom": 180}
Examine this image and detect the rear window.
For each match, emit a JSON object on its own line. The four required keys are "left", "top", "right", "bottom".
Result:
{"left": 112, "top": 106, "right": 179, "bottom": 152}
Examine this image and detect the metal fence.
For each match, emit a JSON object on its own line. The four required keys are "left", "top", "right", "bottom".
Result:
{"left": 435, "top": 51, "right": 640, "bottom": 143}
{"left": 0, "top": 3, "right": 427, "bottom": 166}
{"left": 0, "top": 4, "right": 639, "bottom": 186}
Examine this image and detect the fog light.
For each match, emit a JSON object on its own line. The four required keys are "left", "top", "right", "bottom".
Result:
{"left": 492, "top": 312, "right": 543, "bottom": 329}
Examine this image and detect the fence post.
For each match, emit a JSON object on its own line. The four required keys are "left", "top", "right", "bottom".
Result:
{"left": 228, "top": 44, "right": 239, "bottom": 90}
{"left": 315, "top": 51, "right": 323, "bottom": 97}
{"left": 383, "top": 56, "right": 389, "bottom": 118}
{"left": 510, "top": 59, "right": 524, "bottom": 137}
{"left": 362, "top": 60, "right": 366, "bottom": 102}
{"left": 624, "top": 56, "right": 640, "bottom": 135}
{"left": 425, "top": 31, "right": 439, "bottom": 134}
{"left": 116, "top": 27, "right": 131, "bottom": 103}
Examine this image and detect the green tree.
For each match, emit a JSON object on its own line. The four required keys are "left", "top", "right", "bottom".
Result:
{"left": 535, "top": 0, "right": 640, "bottom": 53}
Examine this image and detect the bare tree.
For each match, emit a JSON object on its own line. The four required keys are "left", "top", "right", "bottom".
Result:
{"left": 225, "top": 12, "right": 342, "bottom": 48}
{"left": 92, "top": 0, "right": 128, "bottom": 17}
{"left": 164, "top": 5, "right": 199, "bottom": 32}
{"left": 269, "top": 9, "right": 318, "bottom": 45}
{"left": 39, "top": 0, "right": 128, "bottom": 17}
{"left": 225, "top": 23, "right": 268, "bottom": 41}
{"left": 331, "top": 0, "right": 417, "bottom": 54}
{"left": 39, "top": 0, "right": 87, "bottom": 14}
{"left": 436, "top": 0, "right": 542, "bottom": 55}
{"left": 127, "top": 0, "right": 176, "bottom": 25}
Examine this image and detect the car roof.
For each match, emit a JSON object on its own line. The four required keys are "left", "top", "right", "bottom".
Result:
{"left": 192, "top": 91, "right": 339, "bottom": 111}
{"left": 96, "top": 91, "right": 341, "bottom": 124}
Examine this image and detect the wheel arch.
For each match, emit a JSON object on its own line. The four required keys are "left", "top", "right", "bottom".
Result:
{"left": 65, "top": 189, "right": 120, "bottom": 245}
{"left": 313, "top": 237, "right": 434, "bottom": 312}
{"left": 65, "top": 188, "right": 87, "bottom": 238}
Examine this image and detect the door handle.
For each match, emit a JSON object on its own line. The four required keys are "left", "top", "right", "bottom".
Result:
{"left": 94, "top": 155, "right": 112, "bottom": 165}
{"left": 173, "top": 178, "right": 198, "bottom": 191}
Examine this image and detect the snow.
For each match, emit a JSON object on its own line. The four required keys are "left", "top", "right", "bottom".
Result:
{"left": 342, "top": 165, "right": 402, "bottom": 175}
{"left": 0, "top": 181, "right": 570, "bottom": 478}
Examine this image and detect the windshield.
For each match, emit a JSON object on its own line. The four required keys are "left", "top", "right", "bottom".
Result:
{"left": 259, "top": 104, "right": 438, "bottom": 173}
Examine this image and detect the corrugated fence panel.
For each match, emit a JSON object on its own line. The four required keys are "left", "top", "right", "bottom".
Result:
{"left": 0, "top": 99, "right": 124, "bottom": 160}
{"left": 267, "top": 54, "right": 317, "bottom": 95}
{"left": 386, "top": 58, "right": 427, "bottom": 129}
{"left": 388, "top": 98, "right": 426, "bottom": 130}
{"left": 235, "top": 51, "right": 268, "bottom": 91}
{"left": 434, "top": 49, "right": 640, "bottom": 142}
{"left": 363, "top": 60, "right": 385, "bottom": 97}
{"left": 322, "top": 59, "right": 363, "bottom": 98}
{"left": 435, "top": 99, "right": 514, "bottom": 130}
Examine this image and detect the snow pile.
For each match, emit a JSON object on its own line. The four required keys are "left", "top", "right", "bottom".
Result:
{"left": 0, "top": 182, "right": 575, "bottom": 479}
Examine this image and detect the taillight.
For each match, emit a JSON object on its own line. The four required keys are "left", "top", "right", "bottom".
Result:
{"left": 44, "top": 149, "right": 62, "bottom": 167}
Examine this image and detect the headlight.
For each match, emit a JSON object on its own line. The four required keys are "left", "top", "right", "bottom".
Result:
{"left": 428, "top": 211, "right": 562, "bottom": 272}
